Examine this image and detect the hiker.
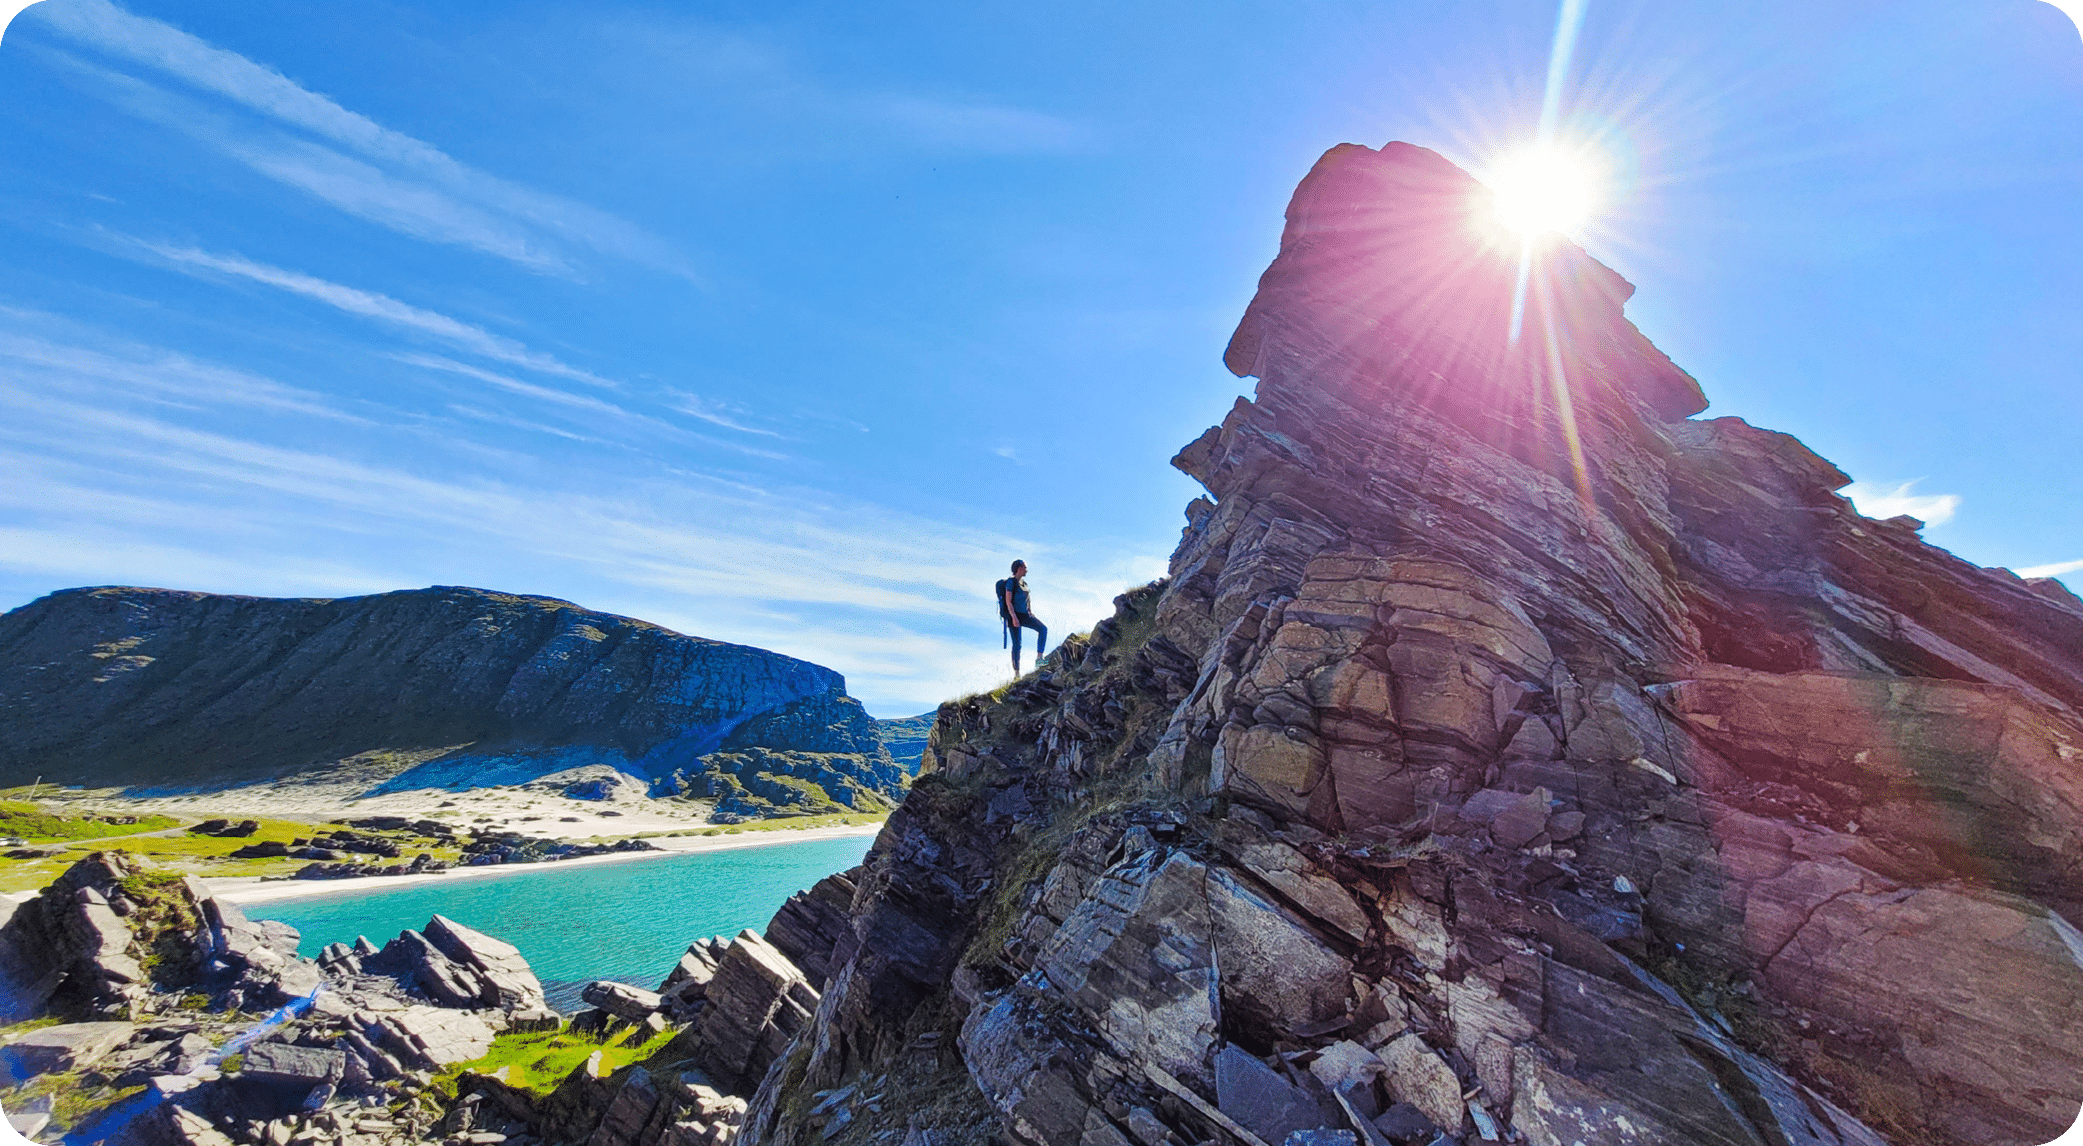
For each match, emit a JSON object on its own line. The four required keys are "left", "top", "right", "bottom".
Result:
{"left": 997, "top": 559, "right": 1047, "bottom": 674}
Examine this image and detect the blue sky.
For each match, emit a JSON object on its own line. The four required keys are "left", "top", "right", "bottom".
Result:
{"left": 0, "top": 0, "right": 2077, "bottom": 716}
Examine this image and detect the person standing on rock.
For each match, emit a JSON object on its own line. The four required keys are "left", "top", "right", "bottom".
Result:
{"left": 998, "top": 559, "right": 1047, "bottom": 675}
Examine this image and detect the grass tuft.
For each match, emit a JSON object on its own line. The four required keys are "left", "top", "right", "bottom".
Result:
{"left": 0, "top": 800, "right": 178, "bottom": 841}
{"left": 434, "top": 1021, "right": 679, "bottom": 1098}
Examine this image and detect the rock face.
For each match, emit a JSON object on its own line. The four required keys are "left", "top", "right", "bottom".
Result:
{"left": 0, "top": 585, "right": 905, "bottom": 802}
{"left": 736, "top": 143, "right": 2083, "bottom": 1146}
{"left": 763, "top": 869, "right": 859, "bottom": 989}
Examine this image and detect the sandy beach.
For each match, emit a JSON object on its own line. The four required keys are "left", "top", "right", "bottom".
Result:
{"left": 203, "top": 821, "right": 885, "bottom": 906}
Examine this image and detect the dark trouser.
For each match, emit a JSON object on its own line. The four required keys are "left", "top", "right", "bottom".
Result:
{"left": 1010, "top": 612, "right": 1047, "bottom": 671}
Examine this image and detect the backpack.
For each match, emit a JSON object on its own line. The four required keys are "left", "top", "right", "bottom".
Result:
{"left": 994, "top": 578, "right": 1015, "bottom": 624}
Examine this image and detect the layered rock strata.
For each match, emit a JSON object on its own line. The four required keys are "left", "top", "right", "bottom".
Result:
{"left": 0, "top": 585, "right": 904, "bottom": 806}
{"left": 735, "top": 143, "right": 2083, "bottom": 1146}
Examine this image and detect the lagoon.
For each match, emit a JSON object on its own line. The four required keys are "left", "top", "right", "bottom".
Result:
{"left": 248, "top": 834, "right": 873, "bottom": 1009}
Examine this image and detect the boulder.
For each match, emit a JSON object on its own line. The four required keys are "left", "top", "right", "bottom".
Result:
{"left": 1207, "top": 868, "right": 1352, "bottom": 1042}
{"left": 238, "top": 1042, "right": 346, "bottom": 1087}
{"left": 660, "top": 936, "right": 730, "bottom": 1013}
{"left": 583, "top": 979, "right": 664, "bottom": 1021}
{"left": 362, "top": 1012, "right": 499, "bottom": 1075}
{"left": 0, "top": 1020, "right": 133, "bottom": 1074}
{"left": 424, "top": 914, "right": 548, "bottom": 1012}
{"left": 1215, "top": 1045, "right": 1325, "bottom": 1145}
{"left": 1374, "top": 1034, "right": 1462, "bottom": 1132}
{"left": 1031, "top": 850, "right": 1218, "bottom": 1090}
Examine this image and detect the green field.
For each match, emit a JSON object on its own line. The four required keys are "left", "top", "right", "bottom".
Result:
{"left": 0, "top": 809, "right": 466, "bottom": 892}
{"left": 0, "top": 799, "right": 179, "bottom": 841}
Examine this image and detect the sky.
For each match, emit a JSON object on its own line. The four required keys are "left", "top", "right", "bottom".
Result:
{"left": 0, "top": 0, "right": 2077, "bottom": 716}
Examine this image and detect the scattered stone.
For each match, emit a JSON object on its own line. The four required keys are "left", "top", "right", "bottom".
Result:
{"left": 0, "top": 1020, "right": 134, "bottom": 1074}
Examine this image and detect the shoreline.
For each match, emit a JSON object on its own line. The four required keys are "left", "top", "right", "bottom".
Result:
{"left": 204, "top": 821, "right": 884, "bottom": 906}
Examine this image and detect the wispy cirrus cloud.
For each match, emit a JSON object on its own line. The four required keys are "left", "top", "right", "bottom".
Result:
{"left": 121, "top": 240, "right": 791, "bottom": 453}
{"left": 0, "top": 308, "right": 365, "bottom": 424}
{"left": 2018, "top": 558, "right": 2083, "bottom": 579}
{"left": 396, "top": 354, "right": 789, "bottom": 460}
{"left": 137, "top": 240, "right": 619, "bottom": 388}
{"left": 1843, "top": 479, "right": 1961, "bottom": 526}
{"left": 31, "top": 0, "right": 688, "bottom": 277}
{"left": 663, "top": 391, "right": 783, "bottom": 437}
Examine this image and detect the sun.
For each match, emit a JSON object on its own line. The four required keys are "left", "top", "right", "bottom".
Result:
{"left": 1484, "top": 147, "right": 1602, "bottom": 238}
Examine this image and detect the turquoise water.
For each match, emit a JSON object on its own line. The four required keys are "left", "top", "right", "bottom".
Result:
{"left": 248, "top": 834, "right": 874, "bottom": 1004}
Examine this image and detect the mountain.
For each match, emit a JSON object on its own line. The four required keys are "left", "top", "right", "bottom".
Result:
{"left": 0, "top": 584, "right": 901, "bottom": 807}
{"left": 874, "top": 712, "right": 936, "bottom": 774}
{"left": 733, "top": 143, "right": 2083, "bottom": 1146}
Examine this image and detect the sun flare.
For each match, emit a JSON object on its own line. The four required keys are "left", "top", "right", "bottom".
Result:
{"left": 1485, "top": 147, "right": 1602, "bottom": 238}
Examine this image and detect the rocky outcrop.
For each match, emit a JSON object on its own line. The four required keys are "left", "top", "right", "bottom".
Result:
{"left": 0, "top": 854, "right": 573, "bottom": 1144}
{"left": 733, "top": 142, "right": 2083, "bottom": 1146}
{"left": 0, "top": 585, "right": 899, "bottom": 799}
{"left": 670, "top": 748, "right": 905, "bottom": 821}
{"left": 0, "top": 851, "right": 236, "bottom": 1022}
{"left": 764, "top": 869, "right": 859, "bottom": 989}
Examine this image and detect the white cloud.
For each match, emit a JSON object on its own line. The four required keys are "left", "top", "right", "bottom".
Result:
{"left": 1843, "top": 479, "right": 1960, "bottom": 526}
{"left": 663, "top": 391, "right": 783, "bottom": 437}
{"left": 137, "top": 241, "right": 618, "bottom": 387}
{"left": 396, "top": 354, "right": 635, "bottom": 418}
{"left": 34, "top": 0, "right": 687, "bottom": 276}
{"left": 0, "top": 311, "right": 365, "bottom": 423}
{"left": 2018, "top": 558, "right": 2083, "bottom": 579}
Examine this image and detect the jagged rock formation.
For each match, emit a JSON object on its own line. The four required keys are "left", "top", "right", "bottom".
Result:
{"left": 0, "top": 852, "right": 569, "bottom": 1144}
{"left": 731, "top": 143, "right": 2083, "bottom": 1146}
{"left": 0, "top": 585, "right": 904, "bottom": 807}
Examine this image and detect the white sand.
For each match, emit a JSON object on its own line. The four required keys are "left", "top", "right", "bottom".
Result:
{"left": 203, "top": 821, "right": 885, "bottom": 905}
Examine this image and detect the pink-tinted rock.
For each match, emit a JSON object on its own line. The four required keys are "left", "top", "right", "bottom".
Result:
{"left": 739, "top": 142, "right": 2083, "bottom": 1146}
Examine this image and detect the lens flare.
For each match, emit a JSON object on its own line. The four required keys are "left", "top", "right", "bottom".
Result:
{"left": 1485, "top": 148, "right": 1601, "bottom": 237}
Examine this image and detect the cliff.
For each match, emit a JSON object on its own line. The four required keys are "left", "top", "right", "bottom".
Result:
{"left": 734, "top": 143, "right": 2083, "bottom": 1146}
{"left": 0, "top": 585, "right": 899, "bottom": 803}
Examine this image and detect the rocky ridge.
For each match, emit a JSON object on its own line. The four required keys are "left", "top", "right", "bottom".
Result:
{"left": 727, "top": 143, "right": 2083, "bottom": 1146}
{"left": 0, "top": 586, "right": 904, "bottom": 813}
